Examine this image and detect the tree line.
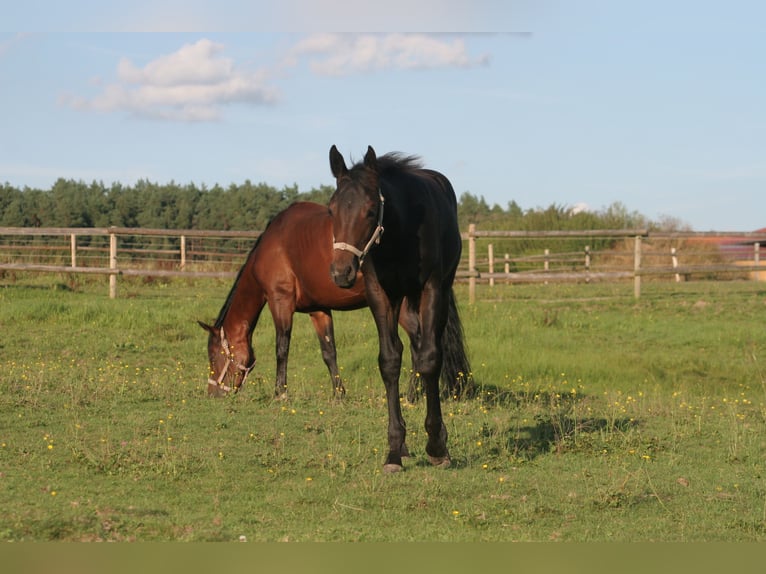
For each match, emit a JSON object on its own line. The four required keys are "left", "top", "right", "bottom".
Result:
{"left": 0, "top": 177, "right": 677, "bottom": 233}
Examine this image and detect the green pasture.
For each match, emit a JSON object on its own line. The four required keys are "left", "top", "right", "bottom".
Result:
{"left": 1, "top": 274, "right": 765, "bottom": 541}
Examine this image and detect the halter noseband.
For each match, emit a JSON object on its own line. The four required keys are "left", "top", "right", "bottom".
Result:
{"left": 208, "top": 327, "right": 252, "bottom": 394}
{"left": 332, "top": 190, "right": 385, "bottom": 264}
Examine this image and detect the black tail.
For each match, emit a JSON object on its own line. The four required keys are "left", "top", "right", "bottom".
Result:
{"left": 406, "top": 288, "right": 474, "bottom": 402}
{"left": 440, "top": 288, "right": 474, "bottom": 399}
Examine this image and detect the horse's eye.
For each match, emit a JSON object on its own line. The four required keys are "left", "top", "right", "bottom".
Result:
{"left": 366, "top": 210, "right": 376, "bottom": 219}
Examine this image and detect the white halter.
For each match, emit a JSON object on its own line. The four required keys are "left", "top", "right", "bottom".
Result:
{"left": 332, "top": 190, "right": 385, "bottom": 264}
{"left": 207, "top": 327, "right": 252, "bottom": 394}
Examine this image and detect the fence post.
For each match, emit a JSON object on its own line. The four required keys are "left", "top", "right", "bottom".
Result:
{"left": 634, "top": 235, "right": 642, "bottom": 299}
{"left": 180, "top": 234, "right": 187, "bottom": 270}
{"left": 584, "top": 245, "right": 591, "bottom": 283}
{"left": 755, "top": 242, "right": 761, "bottom": 282}
{"left": 504, "top": 253, "right": 510, "bottom": 284}
{"left": 70, "top": 234, "right": 77, "bottom": 268}
{"left": 544, "top": 248, "right": 550, "bottom": 272}
{"left": 488, "top": 243, "right": 495, "bottom": 287}
{"left": 109, "top": 232, "right": 117, "bottom": 299}
{"left": 671, "top": 247, "right": 680, "bottom": 282}
{"left": 468, "top": 223, "right": 476, "bottom": 305}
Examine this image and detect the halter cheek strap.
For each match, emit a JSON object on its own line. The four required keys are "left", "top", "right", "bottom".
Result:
{"left": 207, "top": 327, "right": 252, "bottom": 394}
{"left": 332, "top": 190, "right": 385, "bottom": 264}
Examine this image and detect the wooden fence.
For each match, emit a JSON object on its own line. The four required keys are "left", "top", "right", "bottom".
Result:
{"left": 462, "top": 225, "right": 766, "bottom": 302}
{"left": 1, "top": 225, "right": 764, "bottom": 301}
{"left": 0, "top": 227, "right": 260, "bottom": 299}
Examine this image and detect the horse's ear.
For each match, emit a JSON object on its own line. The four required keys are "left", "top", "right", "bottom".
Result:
{"left": 198, "top": 321, "right": 215, "bottom": 335}
{"left": 329, "top": 145, "right": 347, "bottom": 179}
{"left": 364, "top": 146, "right": 378, "bottom": 173}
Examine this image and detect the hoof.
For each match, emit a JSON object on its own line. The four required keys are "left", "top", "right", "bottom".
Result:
{"left": 383, "top": 463, "right": 404, "bottom": 474}
{"left": 428, "top": 455, "right": 451, "bottom": 469}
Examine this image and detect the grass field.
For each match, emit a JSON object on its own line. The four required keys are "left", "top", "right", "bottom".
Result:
{"left": 1, "top": 273, "right": 765, "bottom": 541}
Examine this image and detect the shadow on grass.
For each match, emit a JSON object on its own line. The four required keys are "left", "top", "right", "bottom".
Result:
{"left": 0, "top": 281, "right": 75, "bottom": 292}
{"left": 508, "top": 414, "right": 637, "bottom": 460}
{"left": 403, "top": 381, "right": 640, "bottom": 469}
{"left": 475, "top": 381, "right": 639, "bottom": 462}
{"left": 471, "top": 381, "right": 582, "bottom": 409}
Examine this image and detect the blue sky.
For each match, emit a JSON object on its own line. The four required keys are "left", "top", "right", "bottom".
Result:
{"left": 2, "top": 1, "right": 765, "bottom": 231}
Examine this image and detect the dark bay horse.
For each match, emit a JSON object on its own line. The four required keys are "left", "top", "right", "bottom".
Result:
{"left": 199, "top": 202, "right": 368, "bottom": 398}
{"left": 328, "top": 145, "right": 471, "bottom": 472}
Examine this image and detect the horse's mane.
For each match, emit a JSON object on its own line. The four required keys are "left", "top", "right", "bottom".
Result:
{"left": 213, "top": 218, "right": 272, "bottom": 329}
{"left": 347, "top": 152, "right": 423, "bottom": 183}
{"left": 376, "top": 152, "right": 423, "bottom": 173}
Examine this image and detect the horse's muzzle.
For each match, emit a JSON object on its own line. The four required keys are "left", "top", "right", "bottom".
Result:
{"left": 330, "top": 259, "right": 358, "bottom": 288}
{"left": 207, "top": 381, "right": 231, "bottom": 397}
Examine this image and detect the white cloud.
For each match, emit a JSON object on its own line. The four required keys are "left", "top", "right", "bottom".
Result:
{"left": 0, "top": 33, "right": 30, "bottom": 58}
{"left": 289, "top": 33, "right": 490, "bottom": 76}
{"left": 61, "top": 38, "right": 279, "bottom": 122}
{"left": 569, "top": 202, "right": 590, "bottom": 215}
{"left": 61, "top": 34, "right": 490, "bottom": 122}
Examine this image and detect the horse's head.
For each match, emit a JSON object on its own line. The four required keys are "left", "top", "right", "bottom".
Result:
{"left": 328, "top": 145, "right": 385, "bottom": 288}
{"left": 198, "top": 321, "right": 254, "bottom": 397}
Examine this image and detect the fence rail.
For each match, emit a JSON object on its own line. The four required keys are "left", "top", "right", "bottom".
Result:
{"left": 461, "top": 225, "right": 765, "bottom": 302}
{"left": 0, "top": 226, "right": 259, "bottom": 298}
{"left": 1, "top": 225, "right": 764, "bottom": 301}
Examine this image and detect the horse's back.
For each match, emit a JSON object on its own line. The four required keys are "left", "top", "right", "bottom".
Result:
{"left": 253, "top": 202, "right": 366, "bottom": 310}
{"left": 387, "top": 168, "right": 461, "bottom": 282}
{"left": 264, "top": 201, "right": 327, "bottom": 231}
{"left": 421, "top": 168, "right": 457, "bottom": 209}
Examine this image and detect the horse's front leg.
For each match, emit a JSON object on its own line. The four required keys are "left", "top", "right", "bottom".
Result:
{"left": 380, "top": 330, "right": 406, "bottom": 473}
{"left": 366, "top": 286, "right": 408, "bottom": 472}
{"left": 309, "top": 310, "right": 345, "bottom": 398}
{"left": 269, "top": 301, "right": 294, "bottom": 400}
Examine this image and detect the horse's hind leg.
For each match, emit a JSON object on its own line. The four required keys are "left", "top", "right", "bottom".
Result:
{"left": 309, "top": 310, "right": 346, "bottom": 398}
{"left": 399, "top": 303, "right": 422, "bottom": 403}
{"left": 411, "top": 287, "right": 451, "bottom": 468}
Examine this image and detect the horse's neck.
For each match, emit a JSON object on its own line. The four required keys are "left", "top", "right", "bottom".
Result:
{"left": 221, "top": 267, "right": 266, "bottom": 343}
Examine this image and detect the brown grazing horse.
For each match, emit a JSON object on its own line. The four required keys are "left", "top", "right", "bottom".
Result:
{"left": 199, "top": 201, "right": 368, "bottom": 398}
